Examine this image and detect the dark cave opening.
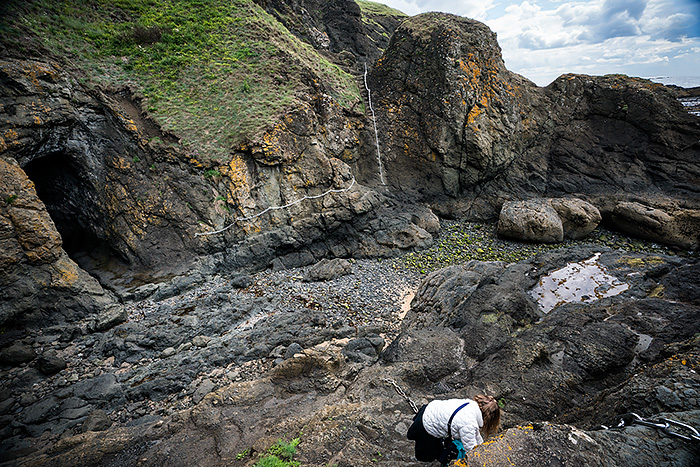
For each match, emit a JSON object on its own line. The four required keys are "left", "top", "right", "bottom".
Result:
{"left": 23, "top": 152, "right": 128, "bottom": 274}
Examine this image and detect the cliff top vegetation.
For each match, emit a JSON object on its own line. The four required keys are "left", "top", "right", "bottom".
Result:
{"left": 356, "top": 0, "right": 406, "bottom": 18}
{"left": 0, "top": 0, "right": 361, "bottom": 159}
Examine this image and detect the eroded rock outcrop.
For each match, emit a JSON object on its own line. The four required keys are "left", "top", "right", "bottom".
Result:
{"left": 611, "top": 200, "right": 700, "bottom": 249}
{"left": 397, "top": 247, "right": 700, "bottom": 426}
{"left": 371, "top": 13, "right": 700, "bottom": 236}
{"left": 0, "top": 156, "right": 122, "bottom": 328}
{"left": 0, "top": 57, "right": 436, "bottom": 328}
{"left": 370, "top": 13, "right": 537, "bottom": 201}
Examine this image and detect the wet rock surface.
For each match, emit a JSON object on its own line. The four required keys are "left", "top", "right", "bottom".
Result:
{"left": 2, "top": 231, "right": 698, "bottom": 466}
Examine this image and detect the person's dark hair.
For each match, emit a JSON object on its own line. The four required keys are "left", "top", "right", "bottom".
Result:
{"left": 474, "top": 395, "right": 501, "bottom": 438}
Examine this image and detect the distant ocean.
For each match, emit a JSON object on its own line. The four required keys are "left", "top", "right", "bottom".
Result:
{"left": 645, "top": 76, "right": 700, "bottom": 88}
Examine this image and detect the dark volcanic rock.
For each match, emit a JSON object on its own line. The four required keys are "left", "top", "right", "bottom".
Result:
{"left": 34, "top": 354, "right": 67, "bottom": 375}
{"left": 3, "top": 249, "right": 698, "bottom": 466}
{"left": 81, "top": 409, "right": 112, "bottom": 433}
{"left": 255, "top": 0, "right": 404, "bottom": 63}
{"left": 394, "top": 247, "right": 699, "bottom": 426}
{"left": 304, "top": 257, "right": 352, "bottom": 282}
{"left": 371, "top": 13, "right": 700, "bottom": 247}
{"left": 0, "top": 342, "right": 36, "bottom": 365}
{"left": 342, "top": 334, "right": 384, "bottom": 363}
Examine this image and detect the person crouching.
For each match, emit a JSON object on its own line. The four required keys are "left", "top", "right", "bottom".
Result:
{"left": 407, "top": 395, "right": 501, "bottom": 464}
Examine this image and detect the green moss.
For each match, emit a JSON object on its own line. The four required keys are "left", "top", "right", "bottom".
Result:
{"left": 480, "top": 313, "right": 499, "bottom": 324}
{"left": 396, "top": 220, "right": 681, "bottom": 274}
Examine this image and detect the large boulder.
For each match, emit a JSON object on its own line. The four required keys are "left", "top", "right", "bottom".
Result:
{"left": 497, "top": 199, "right": 564, "bottom": 243}
{"left": 550, "top": 197, "right": 601, "bottom": 239}
{"left": 303, "top": 258, "right": 352, "bottom": 282}
{"left": 497, "top": 198, "right": 601, "bottom": 243}
{"left": 610, "top": 201, "right": 700, "bottom": 249}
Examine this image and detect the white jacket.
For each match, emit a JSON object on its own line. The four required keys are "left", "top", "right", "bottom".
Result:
{"left": 422, "top": 399, "right": 484, "bottom": 450}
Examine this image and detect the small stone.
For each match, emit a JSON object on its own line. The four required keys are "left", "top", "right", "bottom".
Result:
{"left": 82, "top": 409, "right": 112, "bottom": 432}
{"left": 230, "top": 274, "right": 253, "bottom": 288}
{"left": 192, "top": 379, "right": 216, "bottom": 404}
{"left": 93, "top": 304, "right": 128, "bottom": 332}
{"left": 35, "top": 355, "right": 67, "bottom": 375}
{"left": 21, "top": 396, "right": 58, "bottom": 424}
{"left": 177, "top": 342, "right": 192, "bottom": 353}
{"left": 284, "top": 343, "right": 304, "bottom": 360}
{"left": 19, "top": 393, "right": 37, "bottom": 407}
{"left": 303, "top": 258, "right": 352, "bottom": 282}
{"left": 192, "top": 336, "right": 211, "bottom": 348}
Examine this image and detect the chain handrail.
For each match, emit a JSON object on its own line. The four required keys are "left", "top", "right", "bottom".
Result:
{"left": 194, "top": 176, "right": 356, "bottom": 237}
{"left": 383, "top": 378, "right": 419, "bottom": 414}
{"left": 597, "top": 412, "right": 700, "bottom": 444}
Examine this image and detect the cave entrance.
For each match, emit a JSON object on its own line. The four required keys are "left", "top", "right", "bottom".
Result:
{"left": 23, "top": 152, "right": 128, "bottom": 278}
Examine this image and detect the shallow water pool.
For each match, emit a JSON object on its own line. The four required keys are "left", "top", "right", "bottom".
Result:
{"left": 530, "top": 253, "right": 629, "bottom": 313}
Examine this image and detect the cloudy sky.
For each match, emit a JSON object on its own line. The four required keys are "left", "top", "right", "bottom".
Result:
{"left": 376, "top": 0, "right": 700, "bottom": 86}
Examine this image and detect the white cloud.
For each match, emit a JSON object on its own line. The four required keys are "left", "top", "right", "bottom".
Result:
{"left": 376, "top": 0, "right": 700, "bottom": 86}
{"left": 377, "top": 0, "right": 498, "bottom": 20}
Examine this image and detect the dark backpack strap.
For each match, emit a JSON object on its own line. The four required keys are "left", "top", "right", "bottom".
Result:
{"left": 447, "top": 402, "right": 471, "bottom": 440}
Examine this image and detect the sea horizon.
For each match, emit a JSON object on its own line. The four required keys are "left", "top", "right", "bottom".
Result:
{"left": 645, "top": 76, "right": 700, "bottom": 88}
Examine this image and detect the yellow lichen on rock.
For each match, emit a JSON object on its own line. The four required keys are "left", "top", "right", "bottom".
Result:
{"left": 1, "top": 158, "right": 63, "bottom": 265}
{"left": 49, "top": 253, "right": 81, "bottom": 288}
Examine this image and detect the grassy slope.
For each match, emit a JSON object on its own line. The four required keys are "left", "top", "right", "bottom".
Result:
{"left": 0, "top": 0, "right": 361, "bottom": 160}
{"left": 356, "top": 0, "right": 406, "bottom": 18}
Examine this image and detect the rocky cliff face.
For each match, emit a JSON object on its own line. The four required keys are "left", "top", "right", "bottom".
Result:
{"left": 370, "top": 13, "right": 539, "bottom": 201}
{"left": 370, "top": 14, "right": 700, "bottom": 235}
{"left": 254, "top": 0, "right": 405, "bottom": 64}
{"left": 0, "top": 52, "right": 435, "bottom": 327}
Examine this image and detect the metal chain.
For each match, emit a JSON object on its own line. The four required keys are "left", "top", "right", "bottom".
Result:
{"left": 383, "top": 378, "right": 419, "bottom": 414}
{"left": 194, "top": 176, "right": 356, "bottom": 237}
{"left": 597, "top": 413, "right": 700, "bottom": 444}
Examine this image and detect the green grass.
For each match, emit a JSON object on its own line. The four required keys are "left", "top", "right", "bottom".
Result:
{"left": 1, "top": 0, "right": 361, "bottom": 160}
{"left": 356, "top": 1, "right": 406, "bottom": 18}
{"left": 253, "top": 437, "right": 300, "bottom": 467}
